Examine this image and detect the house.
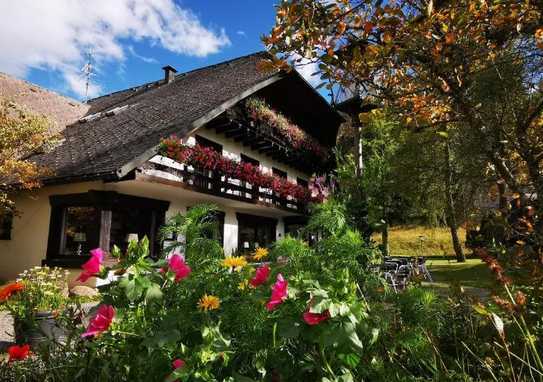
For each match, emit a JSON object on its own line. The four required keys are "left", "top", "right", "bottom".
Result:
{"left": 0, "top": 52, "right": 342, "bottom": 284}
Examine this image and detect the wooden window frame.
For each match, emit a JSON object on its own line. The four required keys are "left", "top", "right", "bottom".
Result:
{"left": 44, "top": 191, "right": 169, "bottom": 267}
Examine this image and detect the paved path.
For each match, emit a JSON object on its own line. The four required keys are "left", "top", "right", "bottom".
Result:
{"left": 0, "top": 311, "right": 14, "bottom": 351}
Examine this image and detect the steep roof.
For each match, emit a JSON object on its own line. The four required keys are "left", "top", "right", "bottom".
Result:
{"left": 0, "top": 72, "right": 89, "bottom": 134}
{"left": 28, "top": 52, "right": 340, "bottom": 185}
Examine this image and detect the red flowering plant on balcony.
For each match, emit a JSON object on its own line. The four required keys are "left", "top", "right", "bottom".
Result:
{"left": 244, "top": 98, "right": 330, "bottom": 164}
{"left": 158, "top": 136, "right": 329, "bottom": 204}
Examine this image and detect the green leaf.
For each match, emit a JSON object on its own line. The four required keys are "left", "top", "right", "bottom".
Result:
{"left": 145, "top": 283, "right": 163, "bottom": 302}
{"left": 278, "top": 320, "right": 301, "bottom": 339}
{"left": 124, "top": 279, "right": 143, "bottom": 302}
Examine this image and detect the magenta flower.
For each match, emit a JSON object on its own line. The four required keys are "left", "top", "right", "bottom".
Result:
{"left": 77, "top": 248, "right": 105, "bottom": 282}
{"left": 303, "top": 310, "right": 330, "bottom": 326}
{"left": 266, "top": 273, "right": 288, "bottom": 311}
{"left": 250, "top": 265, "right": 271, "bottom": 287}
{"left": 168, "top": 254, "right": 191, "bottom": 282}
{"left": 82, "top": 304, "right": 115, "bottom": 338}
{"left": 172, "top": 359, "right": 185, "bottom": 369}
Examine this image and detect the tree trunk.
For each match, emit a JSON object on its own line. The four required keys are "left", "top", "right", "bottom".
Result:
{"left": 445, "top": 140, "right": 466, "bottom": 262}
{"left": 356, "top": 124, "right": 364, "bottom": 177}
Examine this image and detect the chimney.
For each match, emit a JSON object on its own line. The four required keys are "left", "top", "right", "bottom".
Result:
{"left": 162, "top": 65, "right": 177, "bottom": 84}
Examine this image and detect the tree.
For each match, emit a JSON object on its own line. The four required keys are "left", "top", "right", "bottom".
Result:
{"left": 263, "top": 0, "right": 543, "bottom": 221}
{"left": 0, "top": 100, "right": 53, "bottom": 214}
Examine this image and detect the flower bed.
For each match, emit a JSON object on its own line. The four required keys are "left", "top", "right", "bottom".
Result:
{"left": 159, "top": 136, "right": 328, "bottom": 203}
{"left": 244, "top": 97, "right": 330, "bottom": 163}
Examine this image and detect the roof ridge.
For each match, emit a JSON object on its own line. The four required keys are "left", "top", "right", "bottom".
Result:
{"left": 87, "top": 51, "right": 270, "bottom": 105}
{"left": 0, "top": 71, "right": 83, "bottom": 106}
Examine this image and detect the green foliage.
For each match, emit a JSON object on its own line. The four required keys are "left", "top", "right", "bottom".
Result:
{"left": 2, "top": 203, "right": 542, "bottom": 381}
{"left": 160, "top": 204, "right": 223, "bottom": 266}
{"left": 1, "top": 267, "right": 69, "bottom": 324}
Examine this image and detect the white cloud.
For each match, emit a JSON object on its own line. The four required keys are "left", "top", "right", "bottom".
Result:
{"left": 0, "top": 0, "right": 231, "bottom": 98}
{"left": 236, "top": 30, "right": 247, "bottom": 37}
{"left": 127, "top": 45, "right": 158, "bottom": 64}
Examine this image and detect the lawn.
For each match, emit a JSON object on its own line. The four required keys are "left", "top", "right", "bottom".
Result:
{"left": 374, "top": 226, "right": 494, "bottom": 297}
{"left": 424, "top": 258, "right": 494, "bottom": 295}
{"left": 373, "top": 225, "right": 468, "bottom": 258}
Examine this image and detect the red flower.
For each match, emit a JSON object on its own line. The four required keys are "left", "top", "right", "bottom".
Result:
{"left": 250, "top": 265, "right": 271, "bottom": 287}
{"left": 266, "top": 273, "right": 288, "bottom": 311}
{"left": 77, "top": 248, "right": 105, "bottom": 282}
{"left": 168, "top": 254, "right": 191, "bottom": 282}
{"left": 0, "top": 282, "right": 24, "bottom": 301}
{"left": 303, "top": 310, "right": 331, "bottom": 325}
{"left": 82, "top": 304, "right": 115, "bottom": 338}
{"left": 8, "top": 344, "right": 30, "bottom": 362}
{"left": 172, "top": 359, "right": 185, "bottom": 369}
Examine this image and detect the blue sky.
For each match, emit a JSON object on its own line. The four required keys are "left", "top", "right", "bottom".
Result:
{"left": 0, "top": 1, "right": 308, "bottom": 101}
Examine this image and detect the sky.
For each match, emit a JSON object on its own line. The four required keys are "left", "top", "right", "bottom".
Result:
{"left": 0, "top": 0, "right": 322, "bottom": 102}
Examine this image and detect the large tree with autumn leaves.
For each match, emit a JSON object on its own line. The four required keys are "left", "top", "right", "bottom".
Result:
{"left": 263, "top": 0, "right": 543, "bottom": 221}
{"left": 0, "top": 100, "right": 53, "bottom": 214}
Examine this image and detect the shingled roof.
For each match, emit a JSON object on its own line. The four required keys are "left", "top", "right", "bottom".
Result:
{"left": 28, "top": 51, "right": 287, "bottom": 184}
{"left": 0, "top": 72, "right": 89, "bottom": 134}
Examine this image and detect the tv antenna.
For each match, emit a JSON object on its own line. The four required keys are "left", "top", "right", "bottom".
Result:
{"left": 82, "top": 51, "right": 94, "bottom": 102}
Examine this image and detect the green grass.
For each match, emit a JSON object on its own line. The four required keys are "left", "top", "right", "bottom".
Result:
{"left": 373, "top": 225, "right": 468, "bottom": 258}
{"left": 425, "top": 258, "right": 494, "bottom": 290}
{"left": 375, "top": 226, "right": 494, "bottom": 297}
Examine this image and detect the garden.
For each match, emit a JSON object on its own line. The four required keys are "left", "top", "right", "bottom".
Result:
{"left": 0, "top": 199, "right": 542, "bottom": 381}
{"left": 1, "top": 0, "right": 542, "bottom": 381}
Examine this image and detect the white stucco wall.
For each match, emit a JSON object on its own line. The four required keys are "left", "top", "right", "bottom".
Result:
{"left": 0, "top": 181, "right": 105, "bottom": 284}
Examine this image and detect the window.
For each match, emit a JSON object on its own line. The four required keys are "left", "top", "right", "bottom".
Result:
{"left": 297, "top": 177, "right": 308, "bottom": 188}
{"left": 237, "top": 213, "right": 277, "bottom": 253}
{"left": 60, "top": 207, "right": 100, "bottom": 256}
{"left": 110, "top": 208, "right": 155, "bottom": 255}
{"left": 272, "top": 167, "right": 287, "bottom": 179}
{"left": 0, "top": 210, "right": 14, "bottom": 240}
{"left": 240, "top": 154, "right": 259, "bottom": 167}
{"left": 46, "top": 191, "right": 168, "bottom": 266}
{"left": 195, "top": 135, "right": 223, "bottom": 153}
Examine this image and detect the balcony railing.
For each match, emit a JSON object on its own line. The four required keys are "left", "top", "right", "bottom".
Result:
{"left": 139, "top": 156, "right": 307, "bottom": 213}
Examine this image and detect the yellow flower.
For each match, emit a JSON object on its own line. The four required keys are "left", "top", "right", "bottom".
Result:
{"left": 238, "top": 279, "right": 249, "bottom": 290}
{"left": 222, "top": 256, "right": 247, "bottom": 271}
{"left": 252, "top": 247, "right": 269, "bottom": 261}
{"left": 198, "top": 294, "right": 220, "bottom": 311}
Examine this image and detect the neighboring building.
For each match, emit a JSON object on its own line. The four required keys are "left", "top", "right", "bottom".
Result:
{"left": 0, "top": 52, "right": 342, "bottom": 284}
{"left": 0, "top": 72, "right": 90, "bottom": 134}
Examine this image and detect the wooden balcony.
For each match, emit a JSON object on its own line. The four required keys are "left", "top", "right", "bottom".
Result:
{"left": 206, "top": 111, "right": 330, "bottom": 174}
{"left": 137, "top": 156, "right": 308, "bottom": 214}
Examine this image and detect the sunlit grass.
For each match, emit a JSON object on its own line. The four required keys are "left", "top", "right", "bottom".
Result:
{"left": 425, "top": 258, "right": 494, "bottom": 291}
{"left": 373, "top": 225, "right": 468, "bottom": 258}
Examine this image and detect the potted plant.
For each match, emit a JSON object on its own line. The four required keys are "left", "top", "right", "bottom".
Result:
{"left": 0, "top": 266, "right": 69, "bottom": 348}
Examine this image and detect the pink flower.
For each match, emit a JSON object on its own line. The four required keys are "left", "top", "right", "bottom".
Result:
{"left": 266, "top": 273, "right": 288, "bottom": 311}
{"left": 82, "top": 304, "right": 115, "bottom": 338}
{"left": 172, "top": 359, "right": 185, "bottom": 369}
{"left": 303, "top": 310, "right": 330, "bottom": 325}
{"left": 169, "top": 254, "right": 191, "bottom": 282}
{"left": 77, "top": 248, "right": 105, "bottom": 282}
{"left": 250, "top": 265, "right": 271, "bottom": 287}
